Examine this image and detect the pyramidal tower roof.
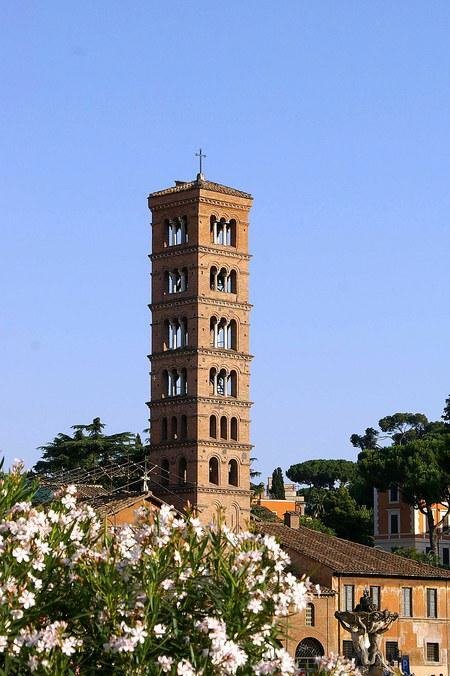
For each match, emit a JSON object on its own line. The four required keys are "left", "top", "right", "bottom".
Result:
{"left": 149, "top": 175, "right": 252, "bottom": 200}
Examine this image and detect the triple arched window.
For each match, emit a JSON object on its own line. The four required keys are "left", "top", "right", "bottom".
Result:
{"left": 166, "top": 318, "right": 188, "bottom": 350}
{"left": 163, "top": 369, "right": 187, "bottom": 397}
{"left": 210, "top": 267, "right": 237, "bottom": 293}
{"left": 166, "top": 268, "right": 188, "bottom": 294}
{"left": 209, "top": 368, "right": 237, "bottom": 398}
{"left": 166, "top": 216, "right": 188, "bottom": 247}
{"left": 210, "top": 317, "right": 237, "bottom": 350}
{"left": 161, "top": 414, "right": 188, "bottom": 441}
{"left": 210, "top": 216, "right": 236, "bottom": 247}
{"left": 209, "top": 415, "right": 238, "bottom": 441}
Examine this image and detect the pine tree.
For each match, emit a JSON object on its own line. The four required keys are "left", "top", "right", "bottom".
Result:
{"left": 270, "top": 467, "right": 285, "bottom": 499}
{"left": 442, "top": 394, "right": 450, "bottom": 422}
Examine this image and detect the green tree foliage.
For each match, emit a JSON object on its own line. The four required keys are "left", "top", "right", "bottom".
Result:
{"left": 320, "top": 487, "right": 373, "bottom": 545}
{"left": 286, "top": 459, "right": 357, "bottom": 489}
{"left": 355, "top": 402, "right": 450, "bottom": 556}
{"left": 33, "top": 418, "right": 142, "bottom": 477}
{"left": 442, "top": 394, "right": 450, "bottom": 422}
{"left": 270, "top": 467, "right": 285, "bottom": 499}
{"left": 349, "top": 427, "right": 379, "bottom": 450}
{"left": 299, "top": 516, "right": 336, "bottom": 536}
{"left": 250, "top": 505, "right": 281, "bottom": 522}
{"left": 392, "top": 547, "right": 441, "bottom": 568}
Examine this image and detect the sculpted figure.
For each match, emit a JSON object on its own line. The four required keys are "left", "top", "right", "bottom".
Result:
{"left": 335, "top": 590, "right": 399, "bottom": 673}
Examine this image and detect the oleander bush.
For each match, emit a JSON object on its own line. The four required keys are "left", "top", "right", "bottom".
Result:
{"left": 0, "top": 460, "right": 319, "bottom": 675}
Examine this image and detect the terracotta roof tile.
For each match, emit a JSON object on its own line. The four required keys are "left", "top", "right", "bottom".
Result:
{"left": 149, "top": 178, "right": 252, "bottom": 200}
{"left": 258, "top": 523, "right": 450, "bottom": 580}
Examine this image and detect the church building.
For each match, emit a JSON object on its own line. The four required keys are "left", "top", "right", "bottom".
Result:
{"left": 147, "top": 171, "right": 253, "bottom": 528}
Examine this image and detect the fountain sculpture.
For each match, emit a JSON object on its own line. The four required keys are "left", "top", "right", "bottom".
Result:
{"left": 335, "top": 589, "right": 399, "bottom": 674}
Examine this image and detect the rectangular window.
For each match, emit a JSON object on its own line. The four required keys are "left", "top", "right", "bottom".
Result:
{"left": 426, "top": 643, "right": 439, "bottom": 663}
{"left": 389, "top": 486, "right": 399, "bottom": 502}
{"left": 344, "top": 585, "right": 354, "bottom": 612}
{"left": 390, "top": 513, "right": 399, "bottom": 534}
{"left": 370, "top": 586, "right": 380, "bottom": 610}
{"left": 442, "top": 547, "right": 449, "bottom": 566}
{"left": 402, "top": 587, "right": 413, "bottom": 617}
{"left": 342, "top": 641, "right": 354, "bottom": 659}
{"left": 427, "top": 588, "right": 437, "bottom": 618}
{"left": 386, "top": 642, "right": 399, "bottom": 662}
{"left": 305, "top": 603, "right": 314, "bottom": 627}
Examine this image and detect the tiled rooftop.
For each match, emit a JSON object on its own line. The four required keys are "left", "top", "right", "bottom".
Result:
{"left": 259, "top": 523, "right": 450, "bottom": 580}
{"left": 149, "top": 178, "right": 252, "bottom": 200}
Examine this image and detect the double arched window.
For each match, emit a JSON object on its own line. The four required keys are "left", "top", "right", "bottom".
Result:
{"left": 166, "top": 216, "right": 188, "bottom": 246}
{"left": 210, "top": 267, "right": 237, "bottom": 293}
{"left": 166, "top": 318, "right": 188, "bottom": 350}
{"left": 163, "top": 369, "right": 187, "bottom": 397}
{"left": 207, "top": 456, "right": 239, "bottom": 487}
{"left": 209, "top": 368, "right": 237, "bottom": 398}
{"left": 210, "top": 317, "right": 237, "bottom": 350}
{"left": 165, "top": 268, "right": 188, "bottom": 294}
{"left": 210, "top": 216, "right": 236, "bottom": 247}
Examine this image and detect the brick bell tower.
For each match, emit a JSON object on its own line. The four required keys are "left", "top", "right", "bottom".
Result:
{"left": 147, "top": 167, "right": 253, "bottom": 529}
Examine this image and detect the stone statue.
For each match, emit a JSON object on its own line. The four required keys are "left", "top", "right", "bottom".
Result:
{"left": 335, "top": 589, "right": 399, "bottom": 674}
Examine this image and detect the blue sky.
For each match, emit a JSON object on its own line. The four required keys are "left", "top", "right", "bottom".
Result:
{"left": 1, "top": 2, "right": 449, "bottom": 480}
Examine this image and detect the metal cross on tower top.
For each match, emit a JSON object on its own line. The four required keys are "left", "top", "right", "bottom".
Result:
{"left": 195, "top": 148, "right": 206, "bottom": 176}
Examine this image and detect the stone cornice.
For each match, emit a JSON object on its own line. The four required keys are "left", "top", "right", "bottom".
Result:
{"left": 196, "top": 486, "right": 252, "bottom": 497}
{"left": 148, "top": 348, "right": 253, "bottom": 363}
{"left": 149, "top": 296, "right": 252, "bottom": 312}
{"left": 150, "top": 244, "right": 251, "bottom": 262}
{"left": 147, "top": 396, "right": 253, "bottom": 409}
{"left": 150, "top": 439, "right": 253, "bottom": 452}
{"left": 150, "top": 195, "right": 251, "bottom": 213}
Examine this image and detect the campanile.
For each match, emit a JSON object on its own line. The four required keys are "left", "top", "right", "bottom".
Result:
{"left": 147, "top": 171, "right": 253, "bottom": 528}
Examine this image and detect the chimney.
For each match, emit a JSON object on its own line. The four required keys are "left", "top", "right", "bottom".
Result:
{"left": 284, "top": 511, "right": 300, "bottom": 529}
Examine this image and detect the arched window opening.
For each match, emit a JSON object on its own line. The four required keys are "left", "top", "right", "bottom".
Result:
{"left": 210, "top": 317, "right": 217, "bottom": 348}
{"left": 229, "top": 219, "right": 236, "bottom": 247}
{"left": 228, "top": 270, "right": 237, "bottom": 294}
{"left": 161, "top": 458, "right": 170, "bottom": 486}
{"left": 179, "top": 457, "right": 187, "bottom": 485}
{"left": 228, "top": 459, "right": 238, "bottom": 486}
{"left": 230, "top": 417, "right": 238, "bottom": 441}
{"left": 295, "top": 638, "right": 324, "bottom": 671}
{"left": 227, "top": 371, "right": 237, "bottom": 398}
{"left": 217, "top": 319, "right": 226, "bottom": 349}
{"left": 167, "top": 268, "right": 188, "bottom": 294}
{"left": 210, "top": 266, "right": 217, "bottom": 290}
{"left": 161, "top": 417, "right": 168, "bottom": 441}
{"left": 181, "top": 415, "right": 187, "bottom": 439}
{"left": 209, "top": 368, "right": 217, "bottom": 396}
{"left": 209, "top": 457, "right": 219, "bottom": 485}
{"left": 162, "top": 370, "right": 169, "bottom": 398}
{"left": 167, "top": 369, "right": 187, "bottom": 397}
{"left": 171, "top": 416, "right": 178, "bottom": 440}
{"left": 168, "top": 318, "right": 188, "bottom": 349}
{"left": 167, "top": 217, "right": 188, "bottom": 247}
{"left": 305, "top": 603, "right": 315, "bottom": 627}
{"left": 210, "top": 216, "right": 217, "bottom": 244}
{"left": 217, "top": 369, "right": 226, "bottom": 396}
{"left": 210, "top": 415, "right": 217, "bottom": 438}
{"left": 220, "top": 416, "right": 227, "bottom": 440}
{"left": 227, "top": 320, "right": 237, "bottom": 350}
{"left": 217, "top": 268, "right": 227, "bottom": 292}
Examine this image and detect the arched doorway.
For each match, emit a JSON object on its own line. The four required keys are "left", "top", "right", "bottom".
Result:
{"left": 295, "top": 637, "right": 324, "bottom": 672}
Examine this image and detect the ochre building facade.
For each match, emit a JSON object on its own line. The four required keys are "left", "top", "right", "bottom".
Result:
{"left": 147, "top": 175, "right": 253, "bottom": 528}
